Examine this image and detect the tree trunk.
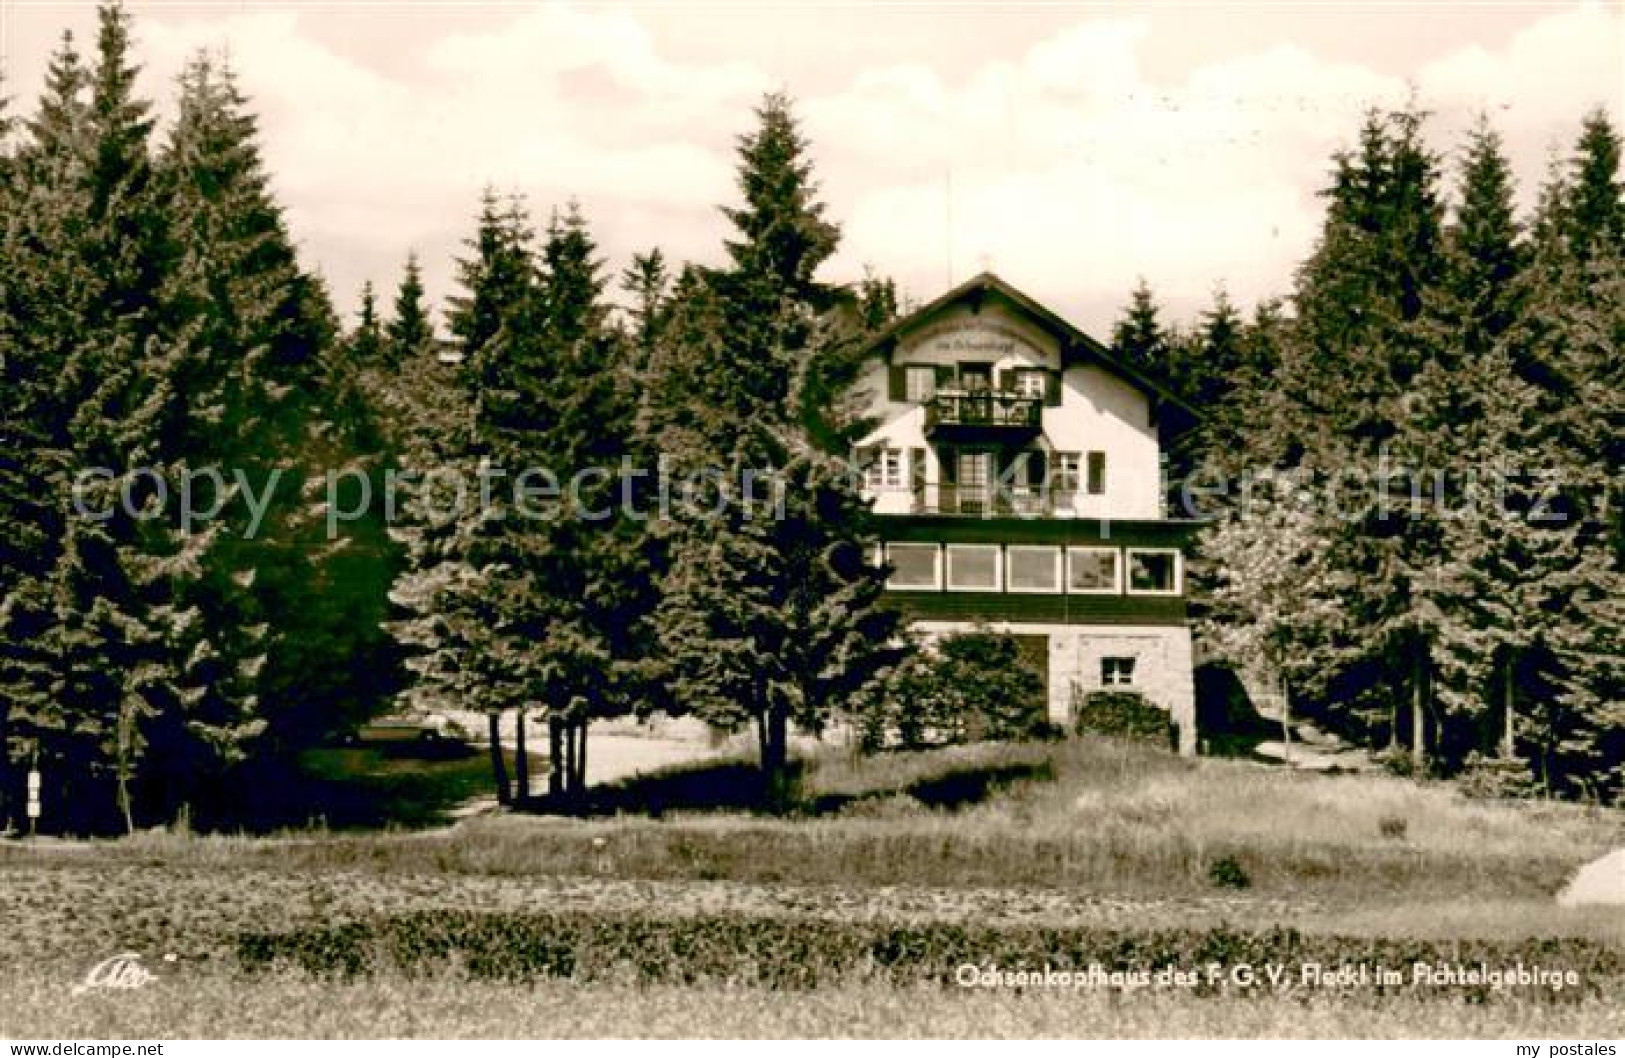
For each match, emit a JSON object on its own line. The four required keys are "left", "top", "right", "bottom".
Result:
{"left": 116, "top": 700, "right": 135, "bottom": 835}
{"left": 514, "top": 710, "right": 529, "bottom": 807}
{"left": 486, "top": 712, "right": 511, "bottom": 806}
{"left": 1501, "top": 656, "right": 1516, "bottom": 759}
{"left": 1279, "top": 674, "right": 1292, "bottom": 766}
{"left": 1411, "top": 648, "right": 1427, "bottom": 775}
{"left": 0, "top": 704, "right": 10, "bottom": 832}
{"left": 575, "top": 722, "right": 589, "bottom": 792}
{"left": 762, "top": 700, "right": 790, "bottom": 811}
{"left": 563, "top": 721, "right": 577, "bottom": 801}
{"left": 548, "top": 716, "right": 564, "bottom": 800}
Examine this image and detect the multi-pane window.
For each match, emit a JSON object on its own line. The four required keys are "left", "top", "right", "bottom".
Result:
{"left": 904, "top": 366, "right": 937, "bottom": 403}
{"left": 1101, "top": 656, "right": 1136, "bottom": 687}
{"left": 1053, "top": 452, "right": 1082, "bottom": 495}
{"left": 1127, "top": 549, "right": 1180, "bottom": 594}
{"left": 885, "top": 543, "right": 940, "bottom": 590}
{"left": 1006, "top": 545, "right": 1061, "bottom": 593}
{"left": 945, "top": 544, "right": 1001, "bottom": 591}
{"left": 865, "top": 448, "right": 904, "bottom": 490}
{"left": 1012, "top": 368, "right": 1047, "bottom": 399}
{"left": 959, "top": 364, "right": 993, "bottom": 391}
{"left": 955, "top": 450, "right": 992, "bottom": 511}
{"left": 1067, "top": 547, "right": 1120, "bottom": 593}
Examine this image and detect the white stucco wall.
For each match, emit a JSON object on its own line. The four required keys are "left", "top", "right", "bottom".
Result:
{"left": 850, "top": 302, "right": 1163, "bottom": 520}
{"left": 912, "top": 619, "right": 1197, "bottom": 756}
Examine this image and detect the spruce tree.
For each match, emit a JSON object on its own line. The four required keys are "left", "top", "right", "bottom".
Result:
{"left": 1110, "top": 278, "right": 1172, "bottom": 378}
{"left": 350, "top": 281, "right": 384, "bottom": 365}
{"left": 1564, "top": 108, "right": 1624, "bottom": 264}
{"left": 387, "top": 253, "right": 433, "bottom": 366}
{"left": 445, "top": 188, "right": 533, "bottom": 364}
{"left": 650, "top": 94, "right": 901, "bottom": 806}
{"left": 620, "top": 247, "right": 669, "bottom": 359}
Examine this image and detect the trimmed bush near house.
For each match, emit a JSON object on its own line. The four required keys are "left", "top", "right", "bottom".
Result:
{"left": 856, "top": 631, "right": 1053, "bottom": 752}
{"left": 1071, "top": 688, "right": 1172, "bottom": 745}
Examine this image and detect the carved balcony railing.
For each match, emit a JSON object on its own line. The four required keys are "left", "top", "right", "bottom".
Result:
{"left": 924, "top": 389, "right": 1042, "bottom": 439}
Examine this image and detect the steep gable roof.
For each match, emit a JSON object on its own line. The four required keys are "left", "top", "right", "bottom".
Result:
{"left": 865, "top": 271, "right": 1199, "bottom": 420}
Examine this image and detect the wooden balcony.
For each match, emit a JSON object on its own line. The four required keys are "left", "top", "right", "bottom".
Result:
{"left": 910, "top": 483, "right": 1067, "bottom": 517}
{"left": 924, "top": 389, "right": 1042, "bottom": 441}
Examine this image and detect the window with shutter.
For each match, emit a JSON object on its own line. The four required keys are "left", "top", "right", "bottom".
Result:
{"left": 1012, "top": 368, "right": 1047, "bottom": 400}
{"left": 904, "top": 365, "right": 937, "bottom": 403}
{"left": 1087, "top": 451, "right": 1107, "bottom": 495}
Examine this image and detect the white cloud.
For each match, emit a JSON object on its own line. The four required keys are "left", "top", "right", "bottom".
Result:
{"left": 6, "top": 2, "right": 1619, "bottom": 335}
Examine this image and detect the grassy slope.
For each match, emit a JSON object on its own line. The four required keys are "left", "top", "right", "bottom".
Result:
{"left": 2, "top": 737, "right": 1621, "bottom": 1038}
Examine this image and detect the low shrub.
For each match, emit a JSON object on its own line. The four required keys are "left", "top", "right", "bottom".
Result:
{"left": 1071, "top": 689, "right": 1171, "bottom": 745}
{"left": 1374, "top": 747, "right": 1418, "bottom": 779}
{"left": 1207, "top": 855, "right": 1252, "bottom": 890}
{"left": 1378, "top": 815, "right": 1409, "bottom": 841}
{"left": 1458, "top": 753, "right": 1540, "bottom": 801}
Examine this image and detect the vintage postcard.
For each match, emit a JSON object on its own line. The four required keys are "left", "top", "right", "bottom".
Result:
{"left": 0, "top": 0, "right": 1621, "bottom": 1046}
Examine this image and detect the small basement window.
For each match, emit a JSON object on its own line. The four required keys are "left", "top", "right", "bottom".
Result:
{"left": 945, "top": 544, "right": 1001, "bottom": 592}
{"left": 885, "top": 543, "right": 941, "bottom": 590}
{"left": 1006, "top": 545, "right": 1061, "bottom": 593}
{"left": 1101, "top": 656, "right": 1136, "bottom": 687}
{"left": 1127, "top": 549, "right": 1181, "bottom": 595}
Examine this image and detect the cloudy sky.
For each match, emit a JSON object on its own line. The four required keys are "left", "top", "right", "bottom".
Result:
{"left": 2, "top": 2, "right": 1622, "bottom": 335}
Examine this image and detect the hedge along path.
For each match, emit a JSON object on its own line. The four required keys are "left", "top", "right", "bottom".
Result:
{"left": 236, "top": 909, "right": 1624, "bottom": 1001}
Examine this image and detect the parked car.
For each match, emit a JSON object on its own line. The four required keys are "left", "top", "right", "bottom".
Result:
{"left": 336, "top": 714, "right": 469, "bottom": 755}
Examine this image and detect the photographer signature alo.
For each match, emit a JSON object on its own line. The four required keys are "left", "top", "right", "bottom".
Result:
{"left": 71, "top": 952, "right": 177, "bottom": 996}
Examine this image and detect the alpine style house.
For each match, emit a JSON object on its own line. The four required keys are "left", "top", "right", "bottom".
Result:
{"left": 850, "top": 273, "right": 1200, "bottom": 753}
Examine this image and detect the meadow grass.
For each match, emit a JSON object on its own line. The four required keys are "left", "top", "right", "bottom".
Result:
{"left": 4, "top": 736, "right": 1620, "bottom": 1038}
{"left": 20, "top": 737, "right": 1606, "bottom": 908}
{"left": 4, "top": 967, "right": 1621, "bottom": 1039}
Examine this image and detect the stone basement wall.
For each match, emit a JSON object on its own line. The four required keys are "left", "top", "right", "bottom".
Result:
{"left": 912, "top": 620, "right": 1197, "bottom": 756}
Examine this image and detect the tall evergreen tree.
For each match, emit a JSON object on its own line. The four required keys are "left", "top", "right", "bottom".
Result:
{"left": 620, "top": 247, "right": 669, "bottom": 359}
{"left": 386, "top": 253, "right": 432, "bottom": 365}
{"left": 349, "top": 281, "right": 384, "bottom": 365}
{"left": 649, "top": 94, "right": 901, "bottom": 805}
{"left": 1110, "top": 277, "right": 1172, "bottom": 378}
{"left": 1446, "top": 116, "right": 1526, "bottom": 357}
{"left": 1564, "top": 108, "right": 1624, "bottom": 264}
{"left": 445, "top": 188, "right": 533, "bottom": 364}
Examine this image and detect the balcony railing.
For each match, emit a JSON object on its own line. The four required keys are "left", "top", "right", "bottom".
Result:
{"left": 909, "top": 483, "right": 1075, "bottom": 516}
{"left": 924, "top": 389, "right": 1042, "bottom": 434}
